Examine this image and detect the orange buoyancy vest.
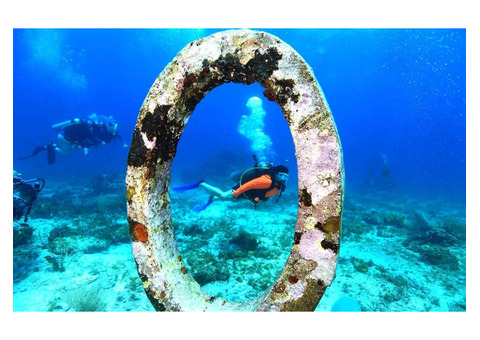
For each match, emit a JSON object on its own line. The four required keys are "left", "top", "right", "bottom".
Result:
{"left": 232, "top": 174, "right": 280, "bottom": 201}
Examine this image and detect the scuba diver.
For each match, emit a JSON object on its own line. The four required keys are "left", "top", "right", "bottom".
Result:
{"left": 173, "top": 155, "right": 289, "bottom": 212}
{"left": 13, "top": 170, "right": 45, "bottom": 223}
{"left": 18, "top": 113, "right": 128, "bottom": 164}
{"left": 362, "top": 151, "right": 395, "bottom": 191}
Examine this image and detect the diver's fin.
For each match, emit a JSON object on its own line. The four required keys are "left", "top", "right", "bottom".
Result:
{"left": 172, "top": 179, "right": 204, "bottom": 191}
{"left": 192, "top": 195, "right": 214, "bottom": 212}
{"left": 46, "top": 143, "right": 56, "bottom": 164}
{"left": 18, "top": 146, "right": 47, "bottom": 160}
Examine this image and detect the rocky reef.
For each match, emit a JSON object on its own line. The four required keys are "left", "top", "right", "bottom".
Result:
{"left": 316, "top": 189, "right": 466, "bottom": 312}
{"left": 12, "top": 175, "right": 465, "bottom": 312}
{"left": 13, "top": 174, "right": 153, "bottom": 312}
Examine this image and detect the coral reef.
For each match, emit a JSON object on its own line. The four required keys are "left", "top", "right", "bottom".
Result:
{"left": 441, "top": 216, "right": 466, "bottom": 244}
{"left": 66, "top": 284, "right": 106, "bottom": 311}
{"left": 418, "top": 245, "right": 459, "bottom": 271}
{"left": 42, "top": 233, "right": 78, "bottom": 272}
{"left": 422, "top": 227, "right": 458, "bottom": 246}
{"left": 314, "top": 189, "right": 465, "bottom": 312}
{"left": 350, "top": 257, "right": 374, "bottom": 274}
{"left": 383, "top": 212, "right": 405, "bottom": 227}
{"left": 192, "top": 268, "right": 231, "bottom": 286}
{"left": 13, "top": 247, "right": 39, "bottom": 282}
{"left": 13, "top": 222, "right": 34, "bottom": 247}
{"left": 363, "top": 209, "right": 382, "bottom": 225}
{"left": 229, "top": 229, "right": 259, "bottom": 251}
{"left": 183, "top": 251, "right": 231, "bottom": 285}
{"left": 13, "top": 175, "right": 465, "bottom": 312}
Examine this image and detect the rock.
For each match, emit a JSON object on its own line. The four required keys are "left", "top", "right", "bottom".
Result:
{"left": 229, "top": 230, "right": 259, "bottom": 251}
{"left": 13, "top": 222, "right": 34, "bottom": 247}
{"left": 363, "top": 210, "right": 382, "bottom": 225}
{"left": 419, "top": 244, "right": 459, "bottom": 271}
{"left": 423, "top": 227, "right": 457, "bottom": 246}
{"left": 383, "top": 212, "right": 405, "bottom": 227}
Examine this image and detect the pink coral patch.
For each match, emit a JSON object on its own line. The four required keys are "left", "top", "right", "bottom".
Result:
{"left": 298, "top": 229, "right": 335, "bottom": 260}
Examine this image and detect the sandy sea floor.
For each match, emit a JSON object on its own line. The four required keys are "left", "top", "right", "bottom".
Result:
{"left": 12, "top": 174, "right": 466, "bottom": 312}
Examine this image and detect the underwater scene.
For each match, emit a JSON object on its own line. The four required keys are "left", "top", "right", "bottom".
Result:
{"left": 12, "top": 29, "right": 466, "bottom": 311}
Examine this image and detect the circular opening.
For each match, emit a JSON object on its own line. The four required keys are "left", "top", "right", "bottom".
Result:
{"left": 170, "top": 82, "right": 298, "bottom": 302}
{"left": 127, "top": 29, "right": 343, "bottom": 311}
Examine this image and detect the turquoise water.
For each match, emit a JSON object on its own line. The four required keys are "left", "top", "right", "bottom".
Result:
{"left": 13, "top": 29, "right": 465, "bottom": 311}
{"left": 170, "top": 83, "right": 298, "bottom": 302}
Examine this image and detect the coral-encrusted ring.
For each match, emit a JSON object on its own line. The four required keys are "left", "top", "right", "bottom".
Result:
{"left": 126, "top": 29, "right": 344, "bottom": 311}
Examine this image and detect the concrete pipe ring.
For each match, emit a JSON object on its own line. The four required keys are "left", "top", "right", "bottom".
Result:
{"left": 126, "top": 29, "right": 344, "bottom": 311}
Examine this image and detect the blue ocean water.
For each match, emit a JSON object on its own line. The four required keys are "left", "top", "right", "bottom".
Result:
{"left": 13, "top": 28, "right": 466, "bottom": 311}
{"left": 13, "top": 29, "right": 466, "bottom": 195}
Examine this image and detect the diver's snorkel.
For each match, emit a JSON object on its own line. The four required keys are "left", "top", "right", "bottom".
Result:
{"left": 252, "top": 154, "right": 258, "bottom": 167}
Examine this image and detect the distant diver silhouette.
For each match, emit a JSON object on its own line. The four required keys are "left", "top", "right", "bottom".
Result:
{"left": 363, "top": 151, "right": 393, "bottom": 190}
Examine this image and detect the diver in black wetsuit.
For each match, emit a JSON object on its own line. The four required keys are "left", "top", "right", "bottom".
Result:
{"left": 13, "top": 170, "right": 45, "bottom": 223}
{"left": 18, "top": 113, "right": 128, "bottom": 164}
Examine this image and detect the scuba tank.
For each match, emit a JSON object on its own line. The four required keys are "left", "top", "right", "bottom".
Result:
{"left": 230, "top": 154, "right": 271, "bottom": 183}
{"left": 233, "top": 155, "right": 289, "bottom": 208}
{"left": 238, "top": 159, "right": 273, "bottom": 185}
{"left": 52, "top": 118, "right": 82, "bottom": 131}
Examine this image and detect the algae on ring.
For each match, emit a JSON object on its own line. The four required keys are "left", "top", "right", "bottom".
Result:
{"left": 126, "top": 29, "right": 344, "bottom": 311}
